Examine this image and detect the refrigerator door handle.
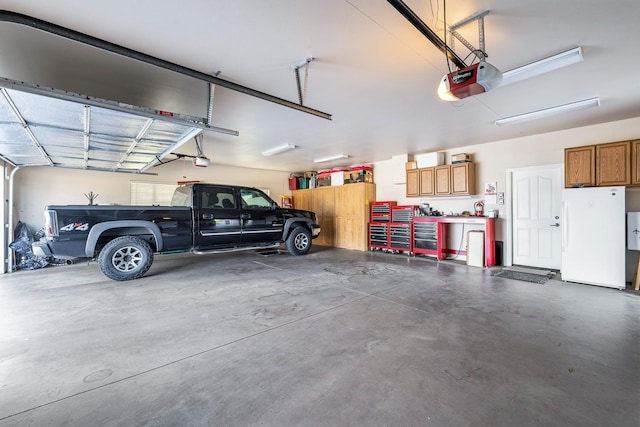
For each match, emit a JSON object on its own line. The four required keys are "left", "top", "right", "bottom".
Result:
{"left": 562, "top": 202, "right": 568, "bottom": 251}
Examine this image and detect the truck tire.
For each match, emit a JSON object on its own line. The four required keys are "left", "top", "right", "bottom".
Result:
{"left": 285, "top": 226, "right": 312, "bottom": 256}
{"left": 98, "top": 236, "right": 154, "bottom": 281}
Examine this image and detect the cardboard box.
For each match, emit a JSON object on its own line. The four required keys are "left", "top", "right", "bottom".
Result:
{"left": 405, "top": 161, "right": 417, "bottom": 170}
{"left": 344, "top": 170, "right": 373, "bottom": 184}
{"left": 452, "top": 153, "right": 471, "bottom": 163}
{"left": 415, "top": 152, "right": 445, "bottom": 168}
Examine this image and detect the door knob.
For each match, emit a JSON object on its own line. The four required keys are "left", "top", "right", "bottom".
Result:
{"left": 550, "top": 223, "right": 560, "bottom": 227}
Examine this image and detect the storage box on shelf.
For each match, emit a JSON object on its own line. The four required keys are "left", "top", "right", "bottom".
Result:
{"left": 415, "top": 152, "right": 444, "bottom": 168}
{"left": 344, "top": 170, "right": 373, "bottom": 184}
{"left": 317, "top": 172, "right": 332, "bottom": 187}
{"left": 298, "top": 176, "right": 309, "bottom": 189}
{"left": 451, "top": 153, "right": 471, "bottom": 163}
{"left": 331, "top": 171, "right": 345, "bottom": 186}
{"left": 288, "top": 176, "right": 300, "bottom": 190}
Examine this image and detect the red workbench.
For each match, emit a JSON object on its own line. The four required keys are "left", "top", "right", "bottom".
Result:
{"left": 413, "top": 216, "right": 496, "bottom": 267}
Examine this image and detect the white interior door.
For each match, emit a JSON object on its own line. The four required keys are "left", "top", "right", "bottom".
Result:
{"left": 512, "top": 165, "right": 562, "bottom": 269}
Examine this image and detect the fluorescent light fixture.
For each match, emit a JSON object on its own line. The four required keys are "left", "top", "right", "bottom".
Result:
{"left": 501, "top": 46, "right": 583, "bottom": 86}
{"left": 261, "top": 143, "right": 297, "bottom": 156}
{"left": 495, "top": 97, "right": 600, "bottom": 126}
{"left": 313, "top": 154, "right": 350, "bottom": 163}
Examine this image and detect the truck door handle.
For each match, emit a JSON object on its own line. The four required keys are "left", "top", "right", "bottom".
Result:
{"left": 241, "top": 213, "right": 251, "bottom": 220}
{"left": 202, "top": 213, "right": 214, "bottom": 220}
{"left": 550, "top": 223, "right": 560, "bottom": 227}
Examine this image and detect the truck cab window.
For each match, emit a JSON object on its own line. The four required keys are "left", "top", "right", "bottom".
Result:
{"left": 240, "top": 189, "right": 273, "bottom": 208}
{"left": 171, "top": 186, "right": 193, "bottom": 207}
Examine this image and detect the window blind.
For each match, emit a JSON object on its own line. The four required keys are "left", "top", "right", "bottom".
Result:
{"left": 130, "top": 181, "right": 178, "bottom": 206}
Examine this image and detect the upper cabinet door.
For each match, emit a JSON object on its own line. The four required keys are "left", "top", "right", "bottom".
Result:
{"left": 596, "top": 141, "right": 631, "bottom": 186}
{"left": 565, "top": 145, "right": 596, "bottom": 188}
{"left": 434, "top": 165, "right": 451, "bottom": 195}
{"left": 406, "top": 169, "right": 419, "bottom": 197}
{"left": 631, "top": 140, "right": 640, "bottom": 185}
{"left": 419, "top": 167, "right": 435, "bottom": 196}
{"left": 451, "top": 163, "right": 476, "bottom": 195}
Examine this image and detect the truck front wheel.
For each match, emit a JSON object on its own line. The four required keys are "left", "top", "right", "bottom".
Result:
{"left": 98, "top": 236, "right": 154, "bottom": 281}
{"left": 285, "top": 226, "right": 312, "bottom": 256}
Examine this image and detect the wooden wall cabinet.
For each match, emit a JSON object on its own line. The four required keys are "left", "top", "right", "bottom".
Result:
{"left": 292, "top": 183, "right": 375, "bottom": 251}
{"left": 565, "top": 141, "right": 638, "bottom": 188}
{"left": 565, "top": 145, "right": 595, "bottom": 188}
{"left": 406, "top": 163, "right": 477, "bottom": 197}
{"left": 596, "top": 141, "right": 631, "bottom": 186}
{"left": 406, "top": 169, "right": 419, "bottom": 197}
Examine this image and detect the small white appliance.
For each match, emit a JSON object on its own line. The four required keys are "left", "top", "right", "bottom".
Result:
{"left": 561, "top": 186, "right": 625, "bottom": 290}
{"left": 627, "top": 212, "right": 640, "bottom": 250}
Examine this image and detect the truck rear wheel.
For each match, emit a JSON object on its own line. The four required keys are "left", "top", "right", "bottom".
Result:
{"left": 98, "top": 236, "right": 153, "bottom": 281}
{"left": 285, "top": 226, "right": 312, "bottom": 255}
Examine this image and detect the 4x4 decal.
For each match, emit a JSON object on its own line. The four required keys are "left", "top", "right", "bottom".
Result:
{"left": 60, "top": 222, "right": 89, "bottom": 232}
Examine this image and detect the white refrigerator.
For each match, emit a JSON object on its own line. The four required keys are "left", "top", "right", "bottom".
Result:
{"left": 561, "top": 186, "right": 625, "bottom": 290}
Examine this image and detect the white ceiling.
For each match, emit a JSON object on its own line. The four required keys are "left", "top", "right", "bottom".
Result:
{"left": 1, "top": 0, "right": 639, "bottom": 173}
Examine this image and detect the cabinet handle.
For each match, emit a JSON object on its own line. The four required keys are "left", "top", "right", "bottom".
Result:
{"left": 550, "top": 223, "right": 560, "bottom": 227}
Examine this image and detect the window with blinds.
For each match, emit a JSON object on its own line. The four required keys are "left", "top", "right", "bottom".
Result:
{"left": 130, "top": 181, "right": 179, "bottom": 206}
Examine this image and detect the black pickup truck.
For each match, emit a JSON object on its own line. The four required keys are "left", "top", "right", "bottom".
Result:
{"left": 32, "top": 183, "right": 320, "bottom": 281}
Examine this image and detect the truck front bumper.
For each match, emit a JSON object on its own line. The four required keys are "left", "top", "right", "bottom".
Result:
{"left": 312, "top": 225, "right": 321, "bottom": 238}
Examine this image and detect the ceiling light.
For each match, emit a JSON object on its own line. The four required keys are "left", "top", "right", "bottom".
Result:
{"left": 501, "top": 47, "right": 583, "bottom": 87}
{"left": 495, "top": 97, "right": 600, "bottom": 126}
{"left": 314, "top": 154, "right": 350, "bottom": 163}
{"left": 261, "top": 144, "right": 297, "bottom": 156}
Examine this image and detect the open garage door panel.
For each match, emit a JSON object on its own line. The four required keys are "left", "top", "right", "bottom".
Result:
{"left": 0, "top": 81, "right": 210, "bottom": 173}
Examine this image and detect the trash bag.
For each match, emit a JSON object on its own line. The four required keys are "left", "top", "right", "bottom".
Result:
{"left": 9, "top": 221, "right": 48, "bottom": 270}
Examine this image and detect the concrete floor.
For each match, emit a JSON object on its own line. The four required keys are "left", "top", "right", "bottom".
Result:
{"left": 0, "top": 246, "right": 638, "bottom": 426}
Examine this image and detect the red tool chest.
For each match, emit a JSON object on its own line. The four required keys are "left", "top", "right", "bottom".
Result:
{"left": 387, "top": 205, "right": 417, "bottom": 253}
{"left": 370, "top": 201, "right": 397, "bottom": 222}
{"left": 368, "top": 201, "right": 396, "bottom": 250}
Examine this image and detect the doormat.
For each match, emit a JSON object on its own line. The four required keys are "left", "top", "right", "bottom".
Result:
{"left": 491, "top": 269, "right": 552, "bottom": 284}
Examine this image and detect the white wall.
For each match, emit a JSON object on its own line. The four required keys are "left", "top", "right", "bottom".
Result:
{"left": 13, "top": 160, "right": 291, "bottom": 232}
